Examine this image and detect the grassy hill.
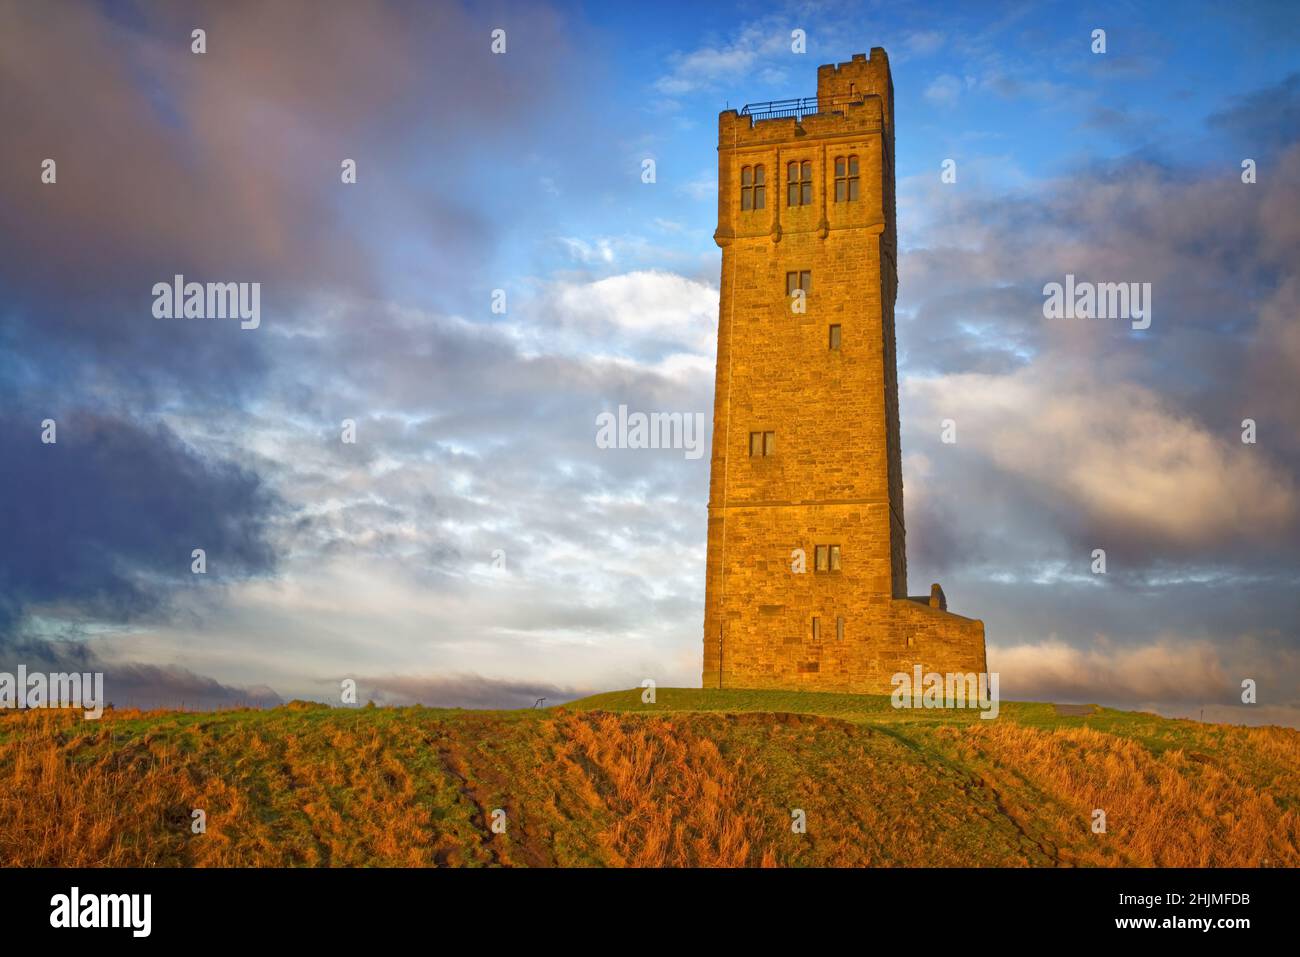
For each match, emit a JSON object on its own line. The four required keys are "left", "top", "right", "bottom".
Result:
{"left": 1, "top": 688, "right": 1296, "bottom": 867}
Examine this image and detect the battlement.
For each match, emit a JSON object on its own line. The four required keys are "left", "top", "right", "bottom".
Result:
{"left": 818, "top": 49, "right": 893, "bottom": 130}
{"left": 718, "top": 50, "right": 892, "bottom": 145}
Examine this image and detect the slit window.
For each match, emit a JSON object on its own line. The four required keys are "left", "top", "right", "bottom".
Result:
{"left": 836, "top": 616, "right": 845, "bottom": 641}
{"left": 787, "top": 160, "right": 813, "bottom": 206}
{"left": 829, "top": 324, "right": 841, "bottom": 350}
{"left": 834, "top": 155, "right": 860, "bottom": 202}
{"left": 811, "top": 617, "right": 821, "bottom": 642}
{"left": 815, "top": 544, "right": 840, "bottom": 572}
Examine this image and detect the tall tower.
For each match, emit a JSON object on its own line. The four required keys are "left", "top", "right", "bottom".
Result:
{"left": 702, "top": 50, "right": 986, "bottom": 693}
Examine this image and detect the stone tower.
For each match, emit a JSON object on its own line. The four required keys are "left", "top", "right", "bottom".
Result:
{"left": 702, "top": 50, "right": 987, "bottom": 693}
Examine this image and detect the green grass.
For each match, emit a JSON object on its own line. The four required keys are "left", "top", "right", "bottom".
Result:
{"left": 565, "top": 686, "right": 1257, "bottom": 746}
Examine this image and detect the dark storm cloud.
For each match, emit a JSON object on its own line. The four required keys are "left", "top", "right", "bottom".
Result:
{"left": 0, "top": 409, "right": 280, "bottom": 632}
{"left": 1208, "top": 72, "right": 1300, "bottom": 158}
{"left": 0, "top": 401, "right": 287, "bottom": 711}
{"left": 893, "top": 75, "right": 1300, "bottom": 720}
{"left": 900, "top": 283, "right": 1042, "bottom": 375}
{"left": 349, "top": 673, "right": 586, "bottom": 710}
{"left": 900, "top": 141, "right": 1300, "bottom": 563}
{"left": 0, "top": 0, "right": 586, "bottom": 649}
{"left": 0, "top": 0, "right": 572, "bottom": 398}
{"left": 0, "top": 632, "right": 283, "bottom": 711}
{"left": 102, "top": 663, "right": 284, "bottom": 711}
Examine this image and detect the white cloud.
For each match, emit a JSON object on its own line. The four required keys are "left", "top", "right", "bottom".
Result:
{"left": 558, "top": 236, "right": 618, "bottom": 264}
{"left": 924, "top": 73, "right": 964, "bottom": 106}
{"left": 903, "top": 30, "right": 945, "bottom": 56}
{"left": 524, "top": 269, "right": 718, "bottom": 359}
{"left": 907, "top": 365, "right": 1297, "bottom": 548}
{"left": 653, "top": 19, "right": 791, "bottom": 96}
{"left": 990, "top": 636, "right": 1300, "bottom": 722}
{"left": 677, "top": 172, "right": 717, "bottom": 201}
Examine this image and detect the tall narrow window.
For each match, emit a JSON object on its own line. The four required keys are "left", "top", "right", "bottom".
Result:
{"left": 834, "top": 155, "right": 860, "bottom": 202}
{"left": 829, "top": 545, "right": 841, "bottom": 571}
{"left": 763, "top": 431, "right": 775, "bottom": 456}
{"left": 815, "top": 545, "right": 829, "bottom": 572}
{"left": 836, "top": 616, "right": 845, "bottom": 641}
{"left": 812, "top": 617, "right": 821, "bottom": 642}
{"left": 787, "top": 160, "right": 813, "bottom": 206}
{"left": 828, "top": 324, "right": 841, "bottom": 350}
{"left": 740, "top": 165, "right": 766, "bottom": 210}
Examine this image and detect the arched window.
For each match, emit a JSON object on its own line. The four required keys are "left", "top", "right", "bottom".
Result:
{"left": 834, "top": 155, "right": 860, "bottom": 202}
{"left": 787, "top": 160, "right": 812, "bottom": 206}
{"left": 740, "top": 165, "right": 765, "bottom": 210}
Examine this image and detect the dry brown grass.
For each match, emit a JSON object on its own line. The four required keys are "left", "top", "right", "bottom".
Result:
{"left": 946, "top": 722, "right": 1300, "bottom": 866}
{"left": 560, "top": 713, "right": 760, "bottom": 865}
{"left": 1, "top": 700, "right": 1295, "bottom": 867}
{"left": 0, "top": 710, "right": 211, "bottom": 866}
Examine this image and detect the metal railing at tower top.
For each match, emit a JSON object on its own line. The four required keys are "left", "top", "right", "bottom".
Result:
{"left": 739, "top": 94, "right": 861, "bottom": 122}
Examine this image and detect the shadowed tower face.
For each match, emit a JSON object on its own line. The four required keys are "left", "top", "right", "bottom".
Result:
{"left": 702, "top": 50, "right": 987, "bottom": 693}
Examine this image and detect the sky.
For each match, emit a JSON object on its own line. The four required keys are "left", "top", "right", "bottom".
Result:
{"left": 1, "top": 0, "right": 1298, "bottom": 724}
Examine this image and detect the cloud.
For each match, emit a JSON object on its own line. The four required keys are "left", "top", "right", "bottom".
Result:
{"left": 902, "top": 30, "right": 945, "bottom": 57}
{"left": 50, "top": 274, "right": 719, "bottom": 699}
{"left": 994, "top": 638, "right": 1231, "bottom": 703}
{"left": 653, "top": 22, "right": 789, "bottom": 96}
{"left": 991, "top": 636, "right": 1300, "bottom": 719}
{"left": 891, "top": 88, "right": 1300, "bottom": 722}
{"left": 0, "top": 0, "right": 573, "bottom": 397}
{"left": 347, "top": 673, "right": 587, "bottom": 709}
{"left": 1080, "top": 105, "right": 1153, "bottom": 137}
{"left": 921, "top": 67, "right": 1070, "bottom": 107}
{"left": 1207, "top": 72, "right": 1300, "bottom": 158}
{"left": 676, "top": 173, "right": 719, "bottom": 201}
{"left": 100, "top": 663, "right": 284, "bottom": 711}
{"left": 907, "top": 364, "right": 1297, "bottom": 552}
{"left": 524, "top": 270, "right": 719, "bottom": 358}
{"left": 0, "top": 410, "right": 281, "bottom": 633}
{"left": 558, "top": 237, "right": 619, "bottom": 264}
{"left": 0, "top": 632, "right": 283, "bottom": 711}
{"left": 924, "top": 73, "right": 965, "bottom": 106}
